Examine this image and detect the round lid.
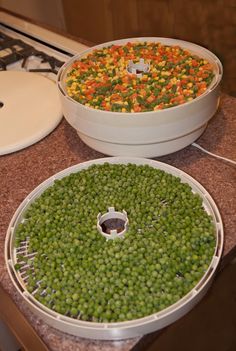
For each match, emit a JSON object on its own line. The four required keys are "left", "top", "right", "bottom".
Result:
{"left": 0, "top": 71, "right": 62, "bottom": 155}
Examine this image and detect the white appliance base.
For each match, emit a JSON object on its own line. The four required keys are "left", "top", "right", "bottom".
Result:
{"left": 78, "top": 125, "right": 207, "bottom": 157}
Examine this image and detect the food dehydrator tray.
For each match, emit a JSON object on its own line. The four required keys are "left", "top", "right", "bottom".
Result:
{"left": 5, "top": 157, "right": 223, "bottom": 340}
{"left": 57, "top": 38, "right": 223, "bottom": 157}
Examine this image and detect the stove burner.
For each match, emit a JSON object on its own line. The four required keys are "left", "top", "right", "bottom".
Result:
{"left": 29, "top": 68, "right": 59, "bottom": 74}
{"left": 0, "top": 59, "right": 6, "bottom": 70}
{"left": 0, "top": 32, "right": 64, "bottom": 73}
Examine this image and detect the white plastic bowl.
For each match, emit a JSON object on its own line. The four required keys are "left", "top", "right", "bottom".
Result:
{"left": 5, "top": 157, "right": 223, "bottom": 340}
{"left": 57, "top": 38, "right": 223, "bottom": 157}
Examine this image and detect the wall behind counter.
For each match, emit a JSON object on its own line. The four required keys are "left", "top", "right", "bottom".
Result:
{"left": 0, "top": 0, "right": 66, "bottom": 30}
{"left": 62, "top": 0, "right": 236, "bottom": 97}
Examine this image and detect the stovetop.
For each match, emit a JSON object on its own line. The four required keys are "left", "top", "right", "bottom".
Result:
{"left": 0, "top": 31, "right": 65, "bottom": 74}
{"left": 0, "top": 10, "right": 88, "bottom": 79}
{"left": 0, "top": 24, "right": 72, "bottom": 81}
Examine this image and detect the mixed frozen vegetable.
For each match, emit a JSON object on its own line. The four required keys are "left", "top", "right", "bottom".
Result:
{"left": 66, "top": 42, "right": 215, "bottom": 112}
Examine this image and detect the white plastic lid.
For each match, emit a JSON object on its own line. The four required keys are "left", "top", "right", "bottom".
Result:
{"left": 0, "top": 71, "right": 62, "bottom": 155}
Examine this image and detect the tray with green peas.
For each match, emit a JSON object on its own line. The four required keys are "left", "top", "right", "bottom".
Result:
{"left": 5, "top": 157, "right": 223, "bottom": 340}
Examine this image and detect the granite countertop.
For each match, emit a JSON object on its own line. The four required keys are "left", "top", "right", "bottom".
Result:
{"left": 0, "top": 94, "right": 235, "bottom": 350}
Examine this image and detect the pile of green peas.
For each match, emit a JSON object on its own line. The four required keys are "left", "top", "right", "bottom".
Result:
{"left": 15, "top": 163, "right": 216, "bottom": 322}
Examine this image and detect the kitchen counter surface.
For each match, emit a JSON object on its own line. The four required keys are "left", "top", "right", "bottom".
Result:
{"left": 0, "top": 93, "right": 235, "bottom": 351}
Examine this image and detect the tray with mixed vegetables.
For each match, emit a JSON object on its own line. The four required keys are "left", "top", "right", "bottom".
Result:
{"left": 66, "top": 41, "right": 215, "bottom": 113}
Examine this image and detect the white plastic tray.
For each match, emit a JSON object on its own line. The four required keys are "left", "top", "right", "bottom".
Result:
{"left": 5, "top": 157, "right": 224, "bottom": 340}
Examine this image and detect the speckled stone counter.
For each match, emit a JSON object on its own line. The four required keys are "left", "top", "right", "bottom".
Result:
{"left": 0, "top": 94, "right": 235, "bottom": 350}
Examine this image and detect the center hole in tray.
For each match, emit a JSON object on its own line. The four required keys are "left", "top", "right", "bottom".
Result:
{"left": 127, "top": 58, "right": 150, "bottom": 76}
{"left": 97, "top": 207, "right": 129, "bottom": 239}
{"left": 101, "top": 218, "right": 125, "bottom": 234}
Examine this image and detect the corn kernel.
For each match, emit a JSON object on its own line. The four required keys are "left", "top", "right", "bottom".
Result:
{"left": 170, "top": 77, "right": 177, "bottom": 84}
{"left": 158, "top": 61, "right": 166, "bottom": 67}
{"left": 161, "top": 71, "right": 171, "bottom": 76}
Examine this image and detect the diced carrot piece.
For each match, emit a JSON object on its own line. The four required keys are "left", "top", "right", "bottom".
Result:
{"left": 133, "top": 105, "right": 142, "bottom": 112}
